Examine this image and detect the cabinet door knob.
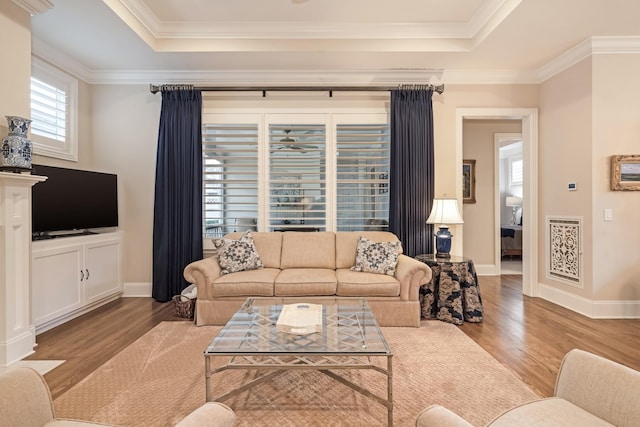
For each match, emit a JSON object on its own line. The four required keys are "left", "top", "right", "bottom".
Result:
{"left": 80, "top": 270, "right": 84, "bottom": 281}
{"left": 85, "top": 269, "right": 90, "bottom": 280}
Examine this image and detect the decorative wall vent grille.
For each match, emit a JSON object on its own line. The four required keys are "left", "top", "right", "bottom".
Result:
{"left": 546, "top": 216, "right": 582, "bottom": 287}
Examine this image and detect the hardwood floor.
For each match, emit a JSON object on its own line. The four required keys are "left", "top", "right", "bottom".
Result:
{"left": 28, "top": 275, "right": 640, "bottom": 401}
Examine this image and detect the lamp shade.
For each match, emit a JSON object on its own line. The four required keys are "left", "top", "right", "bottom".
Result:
{"left": 505, "top": 196, "right": 522, "bottom": 207}
{"left": 426, "top": 198, "right": 464, "bottom": 225}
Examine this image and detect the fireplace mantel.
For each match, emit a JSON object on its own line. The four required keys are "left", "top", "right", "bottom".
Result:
{"left": 0, "top": 171, "right": 46, "bottom": 366}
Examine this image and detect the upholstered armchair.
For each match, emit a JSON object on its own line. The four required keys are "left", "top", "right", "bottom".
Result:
{"left": 0, "top": 367, "right": 235, "bottom": 427}
{"left": 416, "top": 349, "right": 640, "bottom": 427}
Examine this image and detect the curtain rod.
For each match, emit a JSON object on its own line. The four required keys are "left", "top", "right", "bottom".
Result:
{"left": 149, "top": 83, "right": 444, "bottom": 96}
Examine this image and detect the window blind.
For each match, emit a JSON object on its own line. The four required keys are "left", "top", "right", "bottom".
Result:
{"left": 30, "top": 77, "right": 67, "bottom": 142}
{"left": 336, "top": 124, "right": 390, "bottom": 231}
{"left": 202, "top": 123, "right": 259, "bottom": 237}
{"left": 269, "top": 124, "right": 326, "bottom": 231}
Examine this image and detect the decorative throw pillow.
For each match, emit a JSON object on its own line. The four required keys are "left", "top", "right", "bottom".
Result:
{"left": 217, "top": 231, "right": 264, "bottom": 275}
{"left": 351, "top": 236, "right": 401, "bottom": 276}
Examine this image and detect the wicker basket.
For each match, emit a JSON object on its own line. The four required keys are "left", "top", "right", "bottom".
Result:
{"left": 172, "top": 295, "right": 195, "bottom": 319}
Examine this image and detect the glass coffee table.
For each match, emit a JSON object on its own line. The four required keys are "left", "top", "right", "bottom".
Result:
{"left": 204, "top": 297, "right": 394, "bottom": 426}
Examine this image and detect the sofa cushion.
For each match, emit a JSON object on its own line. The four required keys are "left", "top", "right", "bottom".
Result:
{"left": 274, "top": 268, "right": 337, "bottom": 296}
{"left": 487, "top": 398, "right": 615, "bottom": 427}
{"left": 211, "top": 268, "right": 279, "bottom": 297}
{"left": 280, "top": 232, "right": 336, "bottom": 269}
{"left": 351, "top": 236, "right": 401, "bottom": 276}
{"left": 335, "top": 231, "right": 403, "bottom": 269}
{"left": 222, "top": 232, "right": 282, "bottom": 269}
{"left": 335, "top": 269, "right": 401, "bottom": 297}
{"left": 218, "top": 231, "right": 264, "bottom": 275}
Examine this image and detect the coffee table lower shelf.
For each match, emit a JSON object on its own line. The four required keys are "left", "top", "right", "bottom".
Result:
{"left": 205, "top": 353, "right": 394, "bottom": 426}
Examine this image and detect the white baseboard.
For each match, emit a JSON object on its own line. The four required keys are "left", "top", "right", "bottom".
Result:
{"left": 538, "top": 283, "right": 640, "bottom": 318}
{"left": 123, "top": 282, "right": 152, "bottom": 297}
{"left": 475, "top": 264, "right": 499, "bottom": 275}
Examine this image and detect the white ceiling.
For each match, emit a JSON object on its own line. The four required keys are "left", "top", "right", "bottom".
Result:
{"left": 27, "top": 0, "right": 640, "bottom": 85}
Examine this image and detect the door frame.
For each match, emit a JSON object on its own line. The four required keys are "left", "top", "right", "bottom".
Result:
{"left": 455, "top": 108, "right": 538, "bottom": 297}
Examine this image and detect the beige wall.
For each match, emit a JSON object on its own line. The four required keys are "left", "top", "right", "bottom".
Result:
{"left": 0, "top": 3, "right": 30, "bottom": 128}
{"left": 462, "top": 120, "right": 522, "bottom": 265}
{"left": 431, "top": 85, "right": 538, "bottom": 256}
{"left": 91, "top": 85, "right": 161, "bottom": 283}
{"left": 539, "top": 58, "right": 595, "bottom": 299}
{"left": 591, "top": 54, "right": 640, "bottom": 301}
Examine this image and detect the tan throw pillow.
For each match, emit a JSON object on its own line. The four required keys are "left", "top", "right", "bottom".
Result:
{"left": 351, "top": 236, "right": 401, "bottom": 276}
{"left": 217, "top": 231, "right": 264, "bottom": 275}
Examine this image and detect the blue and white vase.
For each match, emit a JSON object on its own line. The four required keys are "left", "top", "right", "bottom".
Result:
{"left": 1, "top": 116, "right": 33, "bottom": 172}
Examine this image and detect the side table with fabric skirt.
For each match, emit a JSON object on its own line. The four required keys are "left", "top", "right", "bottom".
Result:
{"left": 415, "top": 254, "right": 483, "bottom": 325}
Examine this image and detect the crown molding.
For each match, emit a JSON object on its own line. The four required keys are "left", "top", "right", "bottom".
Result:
{"left": 443, "top": 68, "right": 539, "bottom": 85}
{"left": 109, "top": 0, "right": 519, "bottom": 46}
{"left": 12, "top": 0, "right": 53, "bottom": 15}
{"left": 31, "top": 34, "right": 640, "bottom": 87}
{"left": 468, "top": 0, "right": 522, "bottom": 44}
{"left": 31, "top": 38, "right": 93, "bottom": 83}
{"left": 535, "top": 36, "right": 640, "bottom": 83}
{"left": 89, "top": 68, "right": 444, "bottom": 86}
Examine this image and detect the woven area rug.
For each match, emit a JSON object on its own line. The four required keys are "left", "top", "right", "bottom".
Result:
{"left": 54, "top": 320, "right": 539, "bottom": 426}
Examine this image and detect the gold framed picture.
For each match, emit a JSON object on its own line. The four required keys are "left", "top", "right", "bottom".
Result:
{"left": 463, "top": 159, "right": 476, "bottom": 203}
{"left": 611, "top": 155, "right": 640, "bottom": 191}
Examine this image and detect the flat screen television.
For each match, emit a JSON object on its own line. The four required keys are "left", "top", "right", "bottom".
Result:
{"left": 31, "top": 164, "right": 118, "bottom": 239}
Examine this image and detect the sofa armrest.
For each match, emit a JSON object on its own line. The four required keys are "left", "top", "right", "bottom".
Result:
{"left": 555, "top": 349, "right": 640, "bottom": 427}
{"left": 183, "top": 257, "right": 222, "bottom": 300}
{"left": 175, "top": 402, "right": 236, "bottom": 427}
{"left": 395, "top": 254, "right": 432, "bottom": 301}
{"left": 0, "top": 367, "right": 55, "bottom": 426}
{"left": 415, "top": 405, "right": 473, "bottom": 427}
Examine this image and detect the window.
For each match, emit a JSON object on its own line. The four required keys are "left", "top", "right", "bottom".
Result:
{"left": 510, "top": 158, "right": 523, "bottom": 186}
{"left": 30, "top": 57, "right": 78, "bottom": 161}
{"left": 336, "top": 123, "right": 390, "bottom": 231}
{"left": 269, "top": 124, "right": 327, "bottom": 231}
{"left": 201, "top": 104, "right": 389, "bottom": 238}
{"left": 202, "top": 123, "right": 259, "bottom": 237}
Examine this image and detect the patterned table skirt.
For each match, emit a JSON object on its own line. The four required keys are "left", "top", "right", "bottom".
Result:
{"left": 416, "top": 255, "right": 484, "bottom": 325}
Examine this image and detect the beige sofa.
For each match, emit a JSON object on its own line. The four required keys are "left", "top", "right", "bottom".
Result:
{"left": 0, "top": 367, "right": 235, "bottom": 427}
{"left": 415, "top": 349, "right": 640, "bottom": 427}
{"left": 184, "top": 231, "right": 432, "bottom": 327}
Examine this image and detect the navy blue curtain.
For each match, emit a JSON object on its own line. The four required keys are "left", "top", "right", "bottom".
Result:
{"left": 152, "top": 89, "right": 203, "bottom": 302}
{"left": 389, "top": 89, "right": 435, "bottom": 257}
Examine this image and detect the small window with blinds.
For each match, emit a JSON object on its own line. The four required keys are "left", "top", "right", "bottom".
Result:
{"left": 269, "top": 125, "right": 326, "bottom": 231}
{"left": 336, "top": 124, "right": 390, "bottom": 231}
{"left": 30, "top": 57, "right": 77, "bottom": 161}
{"left": 510, "top": 158, "right": 523, "bottom": 186}
{"left": 202, "top": 123, "right": 259, "bottom": 238}
{"left": 31, "top": 78, "right": 66, "bottom": 141}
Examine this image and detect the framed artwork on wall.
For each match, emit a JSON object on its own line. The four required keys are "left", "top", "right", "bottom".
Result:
{"left": 610, "top": 155, "right": 640, "bottom": 191}
{"left": 463, "top": 159, "right": 476, "bottom": 203}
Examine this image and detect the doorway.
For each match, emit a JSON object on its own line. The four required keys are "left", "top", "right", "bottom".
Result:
{"left": 455, "top": 108, "right": 538, "bottom": 297}
{"left": 496, "top": 133, "right": 523, "bottom": 275}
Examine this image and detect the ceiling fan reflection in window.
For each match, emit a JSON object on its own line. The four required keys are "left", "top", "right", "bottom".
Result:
{"left": 272, "top": 130, "right": 318, "bottom": 153}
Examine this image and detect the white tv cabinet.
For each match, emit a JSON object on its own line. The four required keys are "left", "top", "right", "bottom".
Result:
{"left": 31, "top": 231, "right": 123, "bottom": 334}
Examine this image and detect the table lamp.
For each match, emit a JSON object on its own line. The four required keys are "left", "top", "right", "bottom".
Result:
{"left": 505, "top": 196, "right": 522, "bottom": 225}
{"left": 426, "top": 198, "right": 464, "bottom": 258}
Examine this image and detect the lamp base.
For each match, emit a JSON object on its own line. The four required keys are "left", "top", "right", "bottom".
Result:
{"left": 434, "top": 225, "right": 453, "bottom": 258}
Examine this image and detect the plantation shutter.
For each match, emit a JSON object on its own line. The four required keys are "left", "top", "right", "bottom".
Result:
{"left": 268, "top": 124, "right": 326, "bottom": 231}
{"left": 30, "top": 77, "right": 67, "bottom": 142}
{"left": 336, "top": 123, "right": 390, "bottom": 231}
{"left": 202, "top": 123, "right": 259, "bottom": 237}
